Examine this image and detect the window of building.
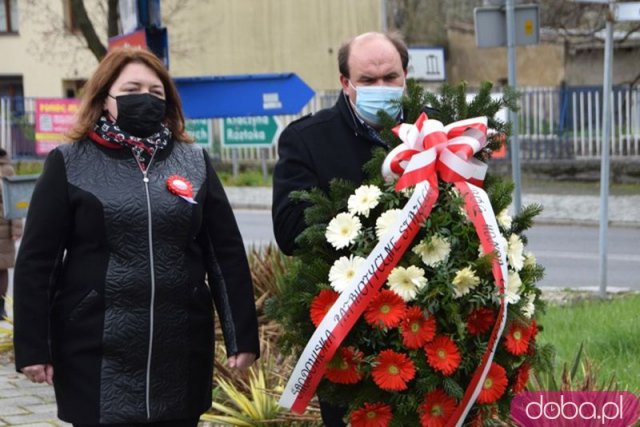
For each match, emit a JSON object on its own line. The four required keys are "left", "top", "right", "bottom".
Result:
{"left": 0, "top": 0, "right": 19, "bottom": 33}
{"left": 62, "top": 79, "right": 87, "bottom": 98}
{"left": 0, "top": 75, "right": 24, "bottom": 114}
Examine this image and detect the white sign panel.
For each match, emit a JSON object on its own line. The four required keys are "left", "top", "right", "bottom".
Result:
{"left": 615, "top": 2, "right": 640, "bottom": 22}
{"left": 407, "top": 48, "right": 445, "bottom": 81}
{"left": 118, "top": 0, "right": 139, "bottom": 34}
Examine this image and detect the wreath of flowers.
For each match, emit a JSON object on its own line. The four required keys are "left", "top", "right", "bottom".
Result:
{"left": 268, "top": 81, "right": 554, "bottom": 426}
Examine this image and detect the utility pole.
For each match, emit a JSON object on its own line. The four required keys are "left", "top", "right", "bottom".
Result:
{"left": 599, "top": 1, "right": 615, "bottom": 298}
{"left": 505, "top": 0, "right": 522, "bottom": 214}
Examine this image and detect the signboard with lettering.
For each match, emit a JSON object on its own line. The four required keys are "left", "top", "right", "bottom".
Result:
{"left": 185, "top": 119, "right": 212, "bottom": 148}
{"left": 407, "top": 48, "right": 446, "bottom": 81}
{"left": 175, "top": 73, "right": 314, "bottom": 118}
{"left": 220, "top": 116, "right": 282, "bottom": 147}
{"left": 34, "top": 98, "right": 80, "bottom": 155}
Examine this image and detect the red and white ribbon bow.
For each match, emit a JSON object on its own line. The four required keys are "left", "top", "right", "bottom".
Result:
{"left": 382, "top": 113, "right": 489, "bottom": 190}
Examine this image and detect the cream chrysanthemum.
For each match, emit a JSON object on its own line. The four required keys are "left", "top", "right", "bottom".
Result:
{"left": 507, "top": 234, "right": 525, "bottom": 272}
{"left": 505, "top": 270, "right": 523, "bottom": 304}
{"left": 328, "top": 255, "right": 366, "bottom": 293}
{"left": 524, "top": 251, "right": 537, "bottom": 268}
{"left": 348, "top": 185, "right": 382, "bottom": 218}
{"left": 325, "top": 213, "right": 362, "bottom": 249}
{"left": 387, "top": 265, "right": 428, "bottom": 301}
{"left": 412, "top": 235, "right": 451, "bottom": 267}
{"left": 496, "top": 209, "right": 513, "bottom": 229}
{"left": 452, "top": 266, "right": 480, "bottom": 298}
{"left": 375, "top": 209, "right": 402, "bottom": 240}
{"left": 521, "top": 293, "right": 536, "bottom": 318}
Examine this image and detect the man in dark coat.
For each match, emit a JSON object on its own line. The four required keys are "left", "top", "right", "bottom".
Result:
{"left": 272, "top": 31, "right": 409, "bottom": 427}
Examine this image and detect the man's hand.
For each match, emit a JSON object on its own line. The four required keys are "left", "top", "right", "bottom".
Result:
{"left": 21, "top": 364, "right": 54, "bottom": 385}
{"left": 227, "top": 352, "right": 257, "bottom": 370}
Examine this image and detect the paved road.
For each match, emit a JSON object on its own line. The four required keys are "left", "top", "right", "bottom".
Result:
{"left": 526, "top": 224, "right": 640, "bottom": 290}
{"left": 234, "top": 209, "right": 640, "bottom": 291}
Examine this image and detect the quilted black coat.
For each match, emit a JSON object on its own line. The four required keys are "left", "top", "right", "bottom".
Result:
{"left": 13, "top": 138, "right": 259, "bottom": 424}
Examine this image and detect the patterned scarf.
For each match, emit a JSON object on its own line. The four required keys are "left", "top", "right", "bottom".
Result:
{"left": 90, "top": 116, "right": 172, "bottom": 170}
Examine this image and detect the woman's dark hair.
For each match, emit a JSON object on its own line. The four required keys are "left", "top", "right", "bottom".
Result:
{"left": 67, "top": 47, "right": 192, "bottom": 143}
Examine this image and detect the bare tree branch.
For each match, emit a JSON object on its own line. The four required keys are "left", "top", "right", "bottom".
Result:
{"left": 70, "top": 0, "right": 107, "bottom": 60}
{"left": 107, "top": 0, "right": 119, "bottom": 38}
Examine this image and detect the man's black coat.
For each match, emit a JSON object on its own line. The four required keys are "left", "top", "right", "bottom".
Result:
{"left": 272, "top": 93, "right": 389, "bottom": 255}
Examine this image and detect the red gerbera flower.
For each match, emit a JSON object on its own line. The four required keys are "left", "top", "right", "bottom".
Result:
{"left": 512, "top": 362, "right": 531, "bottom": 394}
{"left": 351, "top": 402, "right": 393, "bottom": 427}
{"left": 424, "top": 335, "right": 461, "bottom": 376}
{"left": 400, "top": 306, "right": 437, "bottom": 349}
{"left": 477, "top": 363, "right": 508, "bottom": 404}
{"left": 504, "top": 322, "right": 532, "bottom": 356}
{"left": 309, "top": 289, "right": 339, "bottom": 327}
{"left": 418, "top": 389, "right": 457, "bottom": 427}
{"left": 466, "top": 307, "right": 495, "bottom": 335}
{"left": 325, "top": 346, "right": 364, "bottom": 384}
{"left": 364, "top": 289, "right": 407, "bottom": 329}
{"left": 371, "top": 349, "right": 416, "bottom": 391}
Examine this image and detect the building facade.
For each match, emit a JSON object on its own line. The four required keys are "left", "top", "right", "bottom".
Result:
{"left": 0, "top": 0, "right": 383, "bottom": 98}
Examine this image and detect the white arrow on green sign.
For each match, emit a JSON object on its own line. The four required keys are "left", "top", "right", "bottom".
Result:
{"left": 221, "top": 116, "right": 282, "bottom": 147}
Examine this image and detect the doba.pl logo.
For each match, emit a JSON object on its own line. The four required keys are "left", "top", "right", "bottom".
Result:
{"left": 511, "top": 391, "right": 640, "bottom": 426}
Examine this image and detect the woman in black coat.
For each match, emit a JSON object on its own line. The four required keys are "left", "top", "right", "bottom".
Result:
{"left": 13, "top": 47, "right": 259, "bottom": 427}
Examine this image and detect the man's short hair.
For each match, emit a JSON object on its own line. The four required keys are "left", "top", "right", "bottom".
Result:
{"left": 338, "top": 31, "right": 409, "bottom": 78}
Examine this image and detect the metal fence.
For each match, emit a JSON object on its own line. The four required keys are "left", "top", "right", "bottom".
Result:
{"left": 2, "top": 86, "right": 639, "bottom": 163}
{"left": 518, "top": 85, "right": 640, "bottom": 160}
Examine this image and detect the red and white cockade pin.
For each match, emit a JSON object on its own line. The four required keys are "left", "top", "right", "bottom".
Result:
{"left": 167, "top": 175, "right": 197, "bottom": 204}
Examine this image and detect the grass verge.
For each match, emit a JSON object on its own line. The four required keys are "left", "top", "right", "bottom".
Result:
{"left": 537, "top": 293, "right": 640, "bottom": 393}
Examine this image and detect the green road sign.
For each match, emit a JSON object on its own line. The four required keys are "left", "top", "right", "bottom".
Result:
{"left": 185, "top": 119, "right": 212, "bottom": 147}
{"left": 221, "top": 116, "right": 282, "bottom": 147}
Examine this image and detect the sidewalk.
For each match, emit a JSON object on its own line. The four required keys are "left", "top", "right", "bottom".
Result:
{"left": 0, "top": 364, "right": 64, "bottom": 427}
{"left": 224, "top": 186, "right": 640, "bottom": 227}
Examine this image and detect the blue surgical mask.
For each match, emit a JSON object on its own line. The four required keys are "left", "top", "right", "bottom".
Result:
{"left": 349, "top": 81, "right": 404, "bottom": 126}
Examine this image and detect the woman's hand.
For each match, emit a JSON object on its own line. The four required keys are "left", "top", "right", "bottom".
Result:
{"left": 227, "top": 352, "right": 257, "bottom": 370}
{"left": 21, "top": 364, "right": 54, "bottom": 385}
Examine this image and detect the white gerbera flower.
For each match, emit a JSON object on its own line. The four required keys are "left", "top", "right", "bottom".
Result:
{"left": 387, "top": 265, "right": 428, "bottom": 301}
{"left": 452, "top": 266, "right": 480, "bottom": 298}
{"left": 325, "top": 213, "right": 362, "bottom": 249}
{"left": 524, "top": 251, "right": 537, "bottom": 268}
{"left": 505, "top": 270, "right": 523, "bottom": 304}
{"left": 497, "top": 209, "right": 512, "bottom": 229}
{"left": 507, "top": 234, "right": 525, "bottom": 272}
{"left": 412, "top": 235, "right": 451, "bottom": 267}
{"left": 521, "top": 293, "right": 536, "bottom": 318}
{"left": 375, "top": 209, "right": 402, "bottom": 240}
{"left": 348, "top": 185, "right": 382, "bottom": 218}
{"left": 328, "top": 255, "right": 366, "bottom": 293}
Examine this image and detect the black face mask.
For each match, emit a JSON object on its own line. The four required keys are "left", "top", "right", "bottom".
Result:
{"left": 110, "top": 93, "right": 166, "bottom": 138}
